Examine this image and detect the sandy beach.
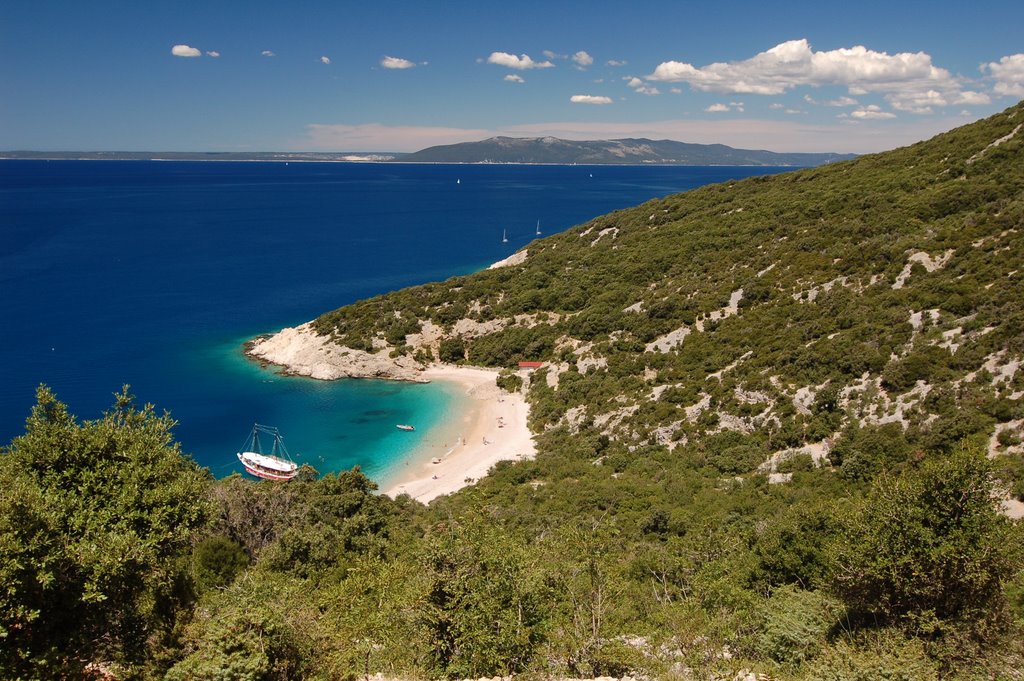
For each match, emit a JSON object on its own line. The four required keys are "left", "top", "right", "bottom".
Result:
{"left": 383, "top": 365, "right": 536, "bottom": 503}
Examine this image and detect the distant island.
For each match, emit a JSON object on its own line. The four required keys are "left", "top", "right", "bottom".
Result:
{"left": 1, "top": 137, "right": 856, "bottom": 166}
{"left": 398, "top": 136, "right": 856, "bottom": 166}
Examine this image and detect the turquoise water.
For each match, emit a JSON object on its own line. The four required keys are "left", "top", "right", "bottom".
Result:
{"left": 0, "top": 161, "right": 790, "bottom": 484}
{"left": 187, "top": 333, "right": 466, "bottom": 483}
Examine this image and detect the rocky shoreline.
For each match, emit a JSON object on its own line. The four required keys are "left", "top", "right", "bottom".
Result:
{"left": 245, "top": 322, "right": 430, "bottom": 382}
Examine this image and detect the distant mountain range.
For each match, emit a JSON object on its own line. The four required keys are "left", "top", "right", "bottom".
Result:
{"left": 1, "top": 138, "right": 855, "bottom": 166}
{"left": 397, "top": 136, "right": 856, "bottom": 166}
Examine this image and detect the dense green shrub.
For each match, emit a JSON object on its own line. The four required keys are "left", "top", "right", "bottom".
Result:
{"left": 0, "top": 387, "right": 211, "bottom": 678}
{"left": 496, "top": 369, "right": 524, "bottom": 393}
{"left": 753, "top": 586, "right": 843, "bottom": 663}
{"left": 193, "top": 535, "right": 249, "bottom": 591}
{"left": 829, "top": 447, "right": 1018, "bottom": 634}
{"left": 438, "top": 336, "right": 466, "bottom": 363}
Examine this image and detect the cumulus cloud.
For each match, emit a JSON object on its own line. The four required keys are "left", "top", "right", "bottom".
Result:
{"left": 487, "top": 52, "right": 554, "bottom": 70}
{"left": 573, "top": 51, "right": 593, "bottom": 68}
{"left": 505, "top": 74, "right": 525, "bottom": 83}
{"left": 849, "top": 104, "right": 897, "bottom": 119}
{"left": 261, "top": 50, "right": 276, "bottom": 57}
{"left": 769, "top": 102, "right": 785, "bottom": 109}
{"left": 171, "top": 44, "right": 201, "bottom": 58}
{"left": 543, "top": 50, "right": 567, "bottom": 60}
{"left": 320, "top": 56, "right": 331, "bottom": 65}
{"left": 381, "top": 55, "right": 416, "bottom": 69}
{"left": 625, "top": 76, "right": 661, "bottom": 96}
{"left": 205, "top": 50, "right": 220, "bottom": 58}
{"left": 806, "top": 94, "right": 858, "bottom": 107}
{"left": 984, "top": 54, "right": 1024, "bottom": 97}
{"left": 705, "top": 101, "right": 744, "bottom": 113}
{"left": 607, "top": 59, "right": 627, "bottom": 67}
{"left": 647, "top": 38, "right": 986, "bottom": 114}
{"left": 826, "top": 96, "right": 858, "bottom": 107}
{"left": 570, "top": 94, "right": 613, "bottom": 105}
{"left": 890, "top": 88, "right": 989, "bottom": 114}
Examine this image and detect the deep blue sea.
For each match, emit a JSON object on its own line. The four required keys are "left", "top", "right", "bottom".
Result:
{"left": 0, "top": 160, "right": 788, "bottom": 483}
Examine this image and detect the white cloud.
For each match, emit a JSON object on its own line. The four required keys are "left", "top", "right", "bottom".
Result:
{"left": 573, "top": 51, "right": 594, "bottom": 68}
{"left": 607, "top": 59, "right": 627, "bottom": 67}
{"left": 171, "top": 44, "right": 201, "bottom": 58}
{"left": 850, "top": 104, "right": 897, "bottom": 119}
{"left": 505, "top": 74, "right": 525, "bottom": 83}
{"left": 807, "top": 94, "right": 858, "bottom": 107}
{"left": 983, "top": 54, "right": 1024, "bottom": 97}
{"left": 570, "top": 95, "right": 613, "bottom": 105}
{"left": 205, "top": 51, "right": 220, "bottom": 58}
{"left": 381, "top": 56, "right": 416, "bottom": 69}
{"left": 670, "top": 87, "right": 682, "bottom": 94}
{"left": 487, "top": 52, "right": 554, "bottom": 70}
{"left": 887, "top": 88, "right": 989, "bottom": 114}
{"left": 624, "top": 76, "right": 660, "bottom": 96}
{"left": 769, "top": 102, "right": 785, "bottom": 109}
{"left": 320, "top": 56, "right": 331, "bottom": 65}
{"left": 261, "top": 50, "right": 276, "bottom": 57}
{"left": 705, "top": 101, "right": 744, "bottom": 113}
{"left": 826, "top": 96, "right": 858, "bottom": 107}
{"left": 543, "top": 50, "right": 567, "bottom": 60}
{"left": 648, "top": 38, "right": 984, "bottom": 114}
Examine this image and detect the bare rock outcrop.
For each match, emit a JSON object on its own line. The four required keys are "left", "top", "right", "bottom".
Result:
{"left": 247, "top": 323, "right": 428, "bottom": 382}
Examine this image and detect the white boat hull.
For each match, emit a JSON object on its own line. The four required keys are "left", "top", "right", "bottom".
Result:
{"left": 237, "top": 451, "right": 298, "bottom": 481}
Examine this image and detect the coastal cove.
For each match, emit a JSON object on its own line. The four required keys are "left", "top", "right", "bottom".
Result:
{"left": 1, "top": 160, "right": 789, "bottom": 489}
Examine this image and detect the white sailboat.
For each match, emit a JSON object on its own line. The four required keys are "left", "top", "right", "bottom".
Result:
{"left": 502, "top": 228, "right": 508, "bottom": 243}
{"left": 535, "top": 219, "right": 541, "bottom": 236}
{"left": 236, "top": 424, "right": 299, "bottom": 481}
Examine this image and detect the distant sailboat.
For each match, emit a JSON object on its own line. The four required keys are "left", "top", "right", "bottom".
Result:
{"left": 502, "top": 228, "right": 508, "bottom": 243}
{"left": 456, "top": 178, "right": 460, "bottom": 184}
{"left": 535, "top": 219, "right": 541, "bottom": 236}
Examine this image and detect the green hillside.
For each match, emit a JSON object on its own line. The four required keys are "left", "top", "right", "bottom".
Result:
{"left": 316, "top": 103, "right": 1024, "bottom": 472}
{"left": 3, "top": 104, "right": 1023, "bottom": 680}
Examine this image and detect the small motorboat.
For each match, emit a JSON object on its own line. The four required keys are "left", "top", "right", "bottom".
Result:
{"left": 396, "top": 424, "right": 415, "bottom": 431}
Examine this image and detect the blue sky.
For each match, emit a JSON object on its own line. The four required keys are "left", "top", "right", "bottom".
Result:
{"left": 2, "top": 0, "right": 1022, "bottom": 153}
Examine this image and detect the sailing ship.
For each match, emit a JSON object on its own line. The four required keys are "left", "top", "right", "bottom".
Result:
{"left": 535, "top": 219, "right": 541, "bottom": 235}
{"left": 236, "top": 423, "right": 299, "bottom": 481}
{"left": 502, "top": 228, "right": 509, "bottom": 243}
